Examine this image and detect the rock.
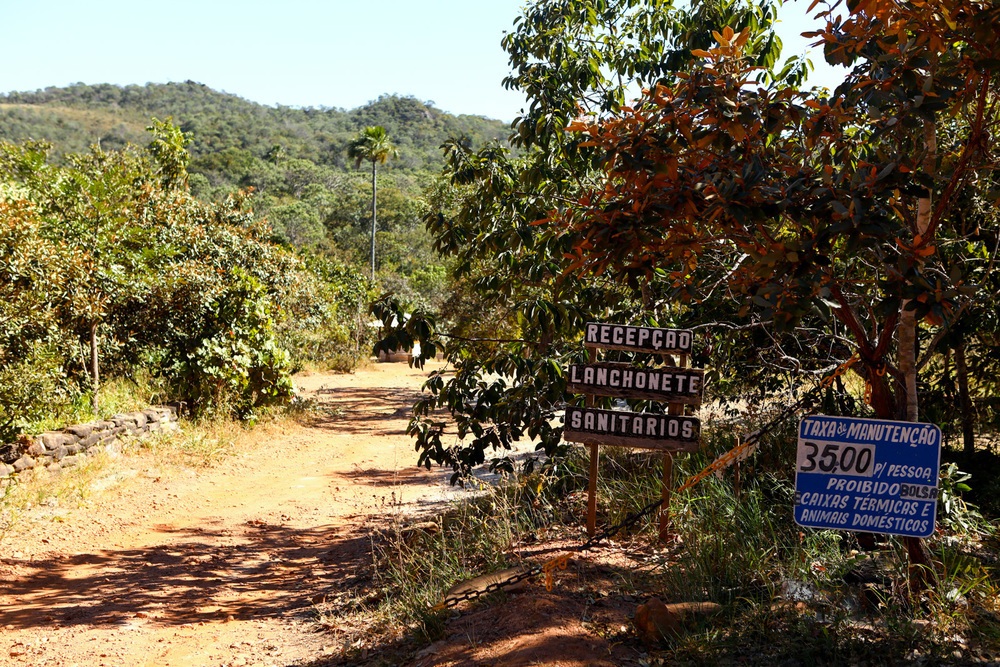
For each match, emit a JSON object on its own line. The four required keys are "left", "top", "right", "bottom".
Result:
{"left": 128, "top": 411, "right": 148, "bottom": 428}
{"left": 112, "top": 413, "right": 137, "bottom": 427}
{"left": 633, "top": 599, "right": 721, "bottom": 642}
{"left": 65, "top": 423, "right": 96, "bottom": 438}
{"left": 12, "top": 455, "right": 36, "bottom": 472}
{"left": 401, "top": 521, "right": 440, "bottom": 542}
{"left": 0, "top": 442, "right": 20, "bottom": 464}
{"left": 61, "top": 455, "right": 79, "bottom": 468}
{"left": 442, "top": 566, "right": 533, "bottom": 603}
{"left": 0, "top": 463, "right": 13, "bottom": 477}
{"left": 27, "top": 438, "right": 47, "bottom": 457}
{"left": 40, "top": 431, "right": 75, "bottom": 450}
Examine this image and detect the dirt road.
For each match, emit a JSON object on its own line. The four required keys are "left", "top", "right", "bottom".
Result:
{"left": 0, "top": 361, "right": 458, "bottom": 667}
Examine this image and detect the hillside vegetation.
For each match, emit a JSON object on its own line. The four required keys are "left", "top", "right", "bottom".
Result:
{"left": 0, "top": 82, "right": 510, "bottom": 438}
{"left": 0, "top": 82, "right": 508, "bottom": 171}
{"left": 0, "top": 83, "right": 508, "bottom": 301}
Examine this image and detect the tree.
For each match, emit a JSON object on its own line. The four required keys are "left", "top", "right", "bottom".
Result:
{"left": 0, "top": 130, "right": 319, "bottom": 425}
{"left": 375, "top": 0, "right": 792, "bottom": 481}
{"left": 541, "top": 3, "right": 1000, "bottom": 588}
{"left": 147, "top": 116, "right": 191, "bottom": 190}
{"left": 347, "top": 125, "right": 399, "bottom": 280}
{"left": 0, "top": 198, "right": 75, "bottom": 439}
{"left": 551, "top": 5, "right": 999, "bottom": 417}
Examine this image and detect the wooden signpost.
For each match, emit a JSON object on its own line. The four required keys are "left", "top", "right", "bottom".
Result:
{"left": 564, "top": 322, "right": 703, "bottom": 540}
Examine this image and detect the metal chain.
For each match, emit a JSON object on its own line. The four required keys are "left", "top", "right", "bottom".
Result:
{"left": 434, "top": 375, "right": 837, "bottom": 610}
{"left": 436, "top": 567, "right": 542, "bottom": 609}
{"left": 821, "top": 353, "right": 859, "bottom": 388}
{"left": 434, "top": 496, "right": 665, "bottom": 609}
{"left": 674, "top": 389, "right": 820, "bottom": 494}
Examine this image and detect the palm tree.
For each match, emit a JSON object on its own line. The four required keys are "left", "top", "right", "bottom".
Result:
{"left": 347, "top": 126, "right": 399, "bottom": 280}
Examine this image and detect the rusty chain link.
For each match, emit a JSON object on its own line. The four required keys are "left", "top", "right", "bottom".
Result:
{"left": 434, "top": 364, "right": 851, "bottom": 610}
{"left": 821, "top": 353, "right": 859, "bottom": 389}
{"left": 434, "top": 495, "right": 668, "bottom": 609}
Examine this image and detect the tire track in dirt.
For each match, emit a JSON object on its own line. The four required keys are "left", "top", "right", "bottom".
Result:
{"left": 0, "top": 362, "right": 455, "bottom": 667}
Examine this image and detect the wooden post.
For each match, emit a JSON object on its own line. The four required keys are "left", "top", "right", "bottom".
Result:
{"left": 90, "top": 321, "right": 100, "bottom": 417}
{"left": 659, "top": 353, "right": 687, "bottom": 541}
{"left": 586, "top": 347, "right": 599, "bottom": 537}
{"left": 587, "top": 444, "right": 600, "bottom": 537}
{"left": 659, "top": 453, "right": 673, "bottom": 541}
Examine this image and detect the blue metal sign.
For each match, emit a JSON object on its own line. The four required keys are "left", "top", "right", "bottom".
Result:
{"left": 794, "top": 415, "right": 942, "bottom": 538}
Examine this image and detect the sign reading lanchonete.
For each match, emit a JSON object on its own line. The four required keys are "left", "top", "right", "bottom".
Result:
{"left": 584, "top": 322, "right": 693, "bottom": 355}
{"left": 567, "top": 363, "right": 704, "bottom": 405}
{"left": 564, "top": 406, "right": 700, "bottom": 452}
{"left": 794, "top": 415, "right": 942, "bottom": 538}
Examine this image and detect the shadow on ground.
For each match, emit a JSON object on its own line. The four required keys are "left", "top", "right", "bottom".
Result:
{"left": 0, "top": 520, "right": 378, "bottom": 630}
{"left": 304, "top": 386, "right": 425, "bottom": 436}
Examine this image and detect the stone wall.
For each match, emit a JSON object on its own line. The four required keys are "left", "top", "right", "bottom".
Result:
{"left": 0, "top": 406, "right": 180, "bottom": 480}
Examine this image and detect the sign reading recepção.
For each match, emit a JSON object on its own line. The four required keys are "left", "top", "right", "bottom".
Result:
{"left": 583, "top": 322, "right": 693, "bottom": 355}
{"left": 793, "top": 415, "right": 942, "bottom": 538}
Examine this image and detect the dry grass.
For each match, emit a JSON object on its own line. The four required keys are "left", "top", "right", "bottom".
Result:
{"left": 0, "top": 408, "right": 304, "bottom": 545}
{"left": 313, "top": 423, "right": 1000, "bottom": 666}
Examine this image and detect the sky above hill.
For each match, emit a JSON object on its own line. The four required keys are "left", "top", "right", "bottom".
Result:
{"left": 1, "top": 0, "right": 842, "bottom": 122}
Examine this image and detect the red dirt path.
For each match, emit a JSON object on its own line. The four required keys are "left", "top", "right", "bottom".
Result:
{"left": 0, "top": 362, "right": 461, "bottom": 667}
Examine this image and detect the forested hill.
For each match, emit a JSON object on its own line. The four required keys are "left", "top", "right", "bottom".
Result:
{"left": 0, "top": 82, "right": 510, "bottom": 172}
{"left": 0, "top": 82, "right": 511, "bottom": 274}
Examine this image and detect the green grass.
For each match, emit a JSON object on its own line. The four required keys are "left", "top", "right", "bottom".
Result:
{"left": 26, "top": 372, "right": 170, "bottom": 434}
{"left": 324, "top": 415, "right": 1000, "bottom": 665}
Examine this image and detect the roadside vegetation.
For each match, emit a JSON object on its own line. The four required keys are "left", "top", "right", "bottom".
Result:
{"left": 351, "top": 0, "right": 1000, "bottom": 662}
{"left": 0, "top": 125, "right": 376, "bottom": 438}
{"left": 4, "top": 0, "right": 1000, "bottom": 663}
{"left": 322, "top": 413, "right": 999, "bottom": 665}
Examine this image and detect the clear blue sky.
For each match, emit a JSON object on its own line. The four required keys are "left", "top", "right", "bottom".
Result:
{"left": 0, "top": 0, "right": 841, "bottom": 122}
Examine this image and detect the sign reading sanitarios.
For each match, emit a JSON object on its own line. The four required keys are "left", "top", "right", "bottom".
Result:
{"left": 564, "top": 406, "right": 700, "bottom": 452}
{"left": 794, "top": 415, "right": 942, "bottom": 539}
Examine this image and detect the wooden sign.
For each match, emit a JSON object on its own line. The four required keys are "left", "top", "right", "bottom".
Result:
{"left": 570, "top": 321, "right": 706, "bottom": 541}
{"left": 567, "top": 363, "right": 703, "bottom": 405}
{"left": 584, "top": 322, "right": 693, "bottom": 355}
{"left": 564, "top": 406, "right": 700, "bottom": 452}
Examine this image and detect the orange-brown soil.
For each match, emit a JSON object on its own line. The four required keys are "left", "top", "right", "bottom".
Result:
{"left": 0, "top": 362, "right": 466, "bottom": 667}
{"left": 0, "top": 362, "right": 649, "bottom": 667}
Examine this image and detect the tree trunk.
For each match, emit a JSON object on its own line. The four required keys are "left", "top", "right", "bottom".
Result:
{"left": 370, "top": 160, "right": 377, "bottom": 281}
{"left": 899, "top": 120, "right": 937, "bottom": 422}
{"left": 956, "top": 336, "right": 976, "bottom": 456}
{"left": 898, "top": 307, "right": 920, "bottom": 422}
{"left": 90, "top": 321, "right": 100, "bottom": 416}
{"left": 898, "top": 117, "right": 938, "bottom": 594}
{"left": 866, "top": 369, "right": 897, "bottom": 422}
